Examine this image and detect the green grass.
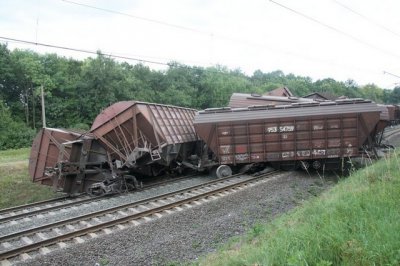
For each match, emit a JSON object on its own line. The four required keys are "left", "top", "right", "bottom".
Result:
{"left": 0, "top": 148, "right": 56, "bottom": 209}
{"left": 199, "top": 152, "right": 400, "bottom": 266}
{"left": 0, "top": 147, "right": 31, "bottom": 164}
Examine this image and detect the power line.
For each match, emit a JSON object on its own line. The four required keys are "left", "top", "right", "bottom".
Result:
{"left": 0, "top": 35, "right": 255, "bottom": 80}
{"left": 60, "top": 0, "right": 382, "bottom": 76}
{"left": 59, "top": 0, "right": 335, "bottom": 64}
{"left": 0, "top": 35, "right": 385, "bottom": 86}
{"left": 62, "top": 0, "right": 211, "bottom": 36}
{"left": 61, "top": 0, "right": 301, "bottom": 67}
{"left": 61, "top": 0, "right": 285, "bottom": 53}
{"left": 332, "top": 0, "right": 400, "bottom": 40}
{"left": 0, "top": 36, "right": 170, "bottom": 66}
{"left": 383, "top": 71, "right": 400, "bottom": 87}
{"left": 384, "top": 71, "right": 400, "bottom": 79}
{"left": 268, "top": 0, "right": 400, "bottom": 60}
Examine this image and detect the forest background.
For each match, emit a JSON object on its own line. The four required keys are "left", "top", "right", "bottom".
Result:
{"left": 1, "top": 43, "right": 399, "bottom": 150}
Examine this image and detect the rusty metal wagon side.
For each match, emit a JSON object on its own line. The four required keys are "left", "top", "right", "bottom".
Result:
{"left": 194, "top": 99, "right": 383, "bottom": 176}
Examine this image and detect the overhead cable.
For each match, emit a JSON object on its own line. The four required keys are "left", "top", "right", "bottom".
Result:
{"left": 0, "top": 36, "right": 170, "bottom": 66}
{"left": 268, "top": 0, "right": 400, "bottom": 60}
{"left": 383, "top": 71, "right": 400, "bottom": 79}
{"left": 0, "top": 35, "right": 250, "bottom": 79}
{"left": 62, "top": 0, "right": 211, "bottom": 36}
{"left": 60, "top": 0, "right": 382, "bottom": 76}
{"left": 0, "top": 34, "right": 384, "bottom": 81}
{"left": 332, "top": 0, "right": 400, "bottom": 40}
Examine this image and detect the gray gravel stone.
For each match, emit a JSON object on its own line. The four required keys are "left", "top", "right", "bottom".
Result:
{"left": 1, "top": 176, "right": 214, "bottom": 236}
{"left": 16, "top": 171, "right": 336, "bottom": 266}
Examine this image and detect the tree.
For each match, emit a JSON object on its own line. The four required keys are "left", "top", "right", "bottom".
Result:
{"left": 360, "top": 84, "right": 383, "bottom": 103}
{"left": 388, "top": 87, "right": 400, "bottom": 104}
{"left": 0, "top": 100, "right": 36, "bottom": 149}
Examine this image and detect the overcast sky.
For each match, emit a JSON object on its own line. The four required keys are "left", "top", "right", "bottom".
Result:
{"left": 1, "top": 0, "right": 400, "bottom": 89}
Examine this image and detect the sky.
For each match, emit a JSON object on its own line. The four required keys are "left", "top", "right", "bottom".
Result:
{"left": 1, "top": 0, "right": 400, "bottom": 89}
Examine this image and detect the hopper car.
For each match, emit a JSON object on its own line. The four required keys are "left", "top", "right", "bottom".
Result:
{"left": 194, "top": 99, "right": 388, "bottom": 176}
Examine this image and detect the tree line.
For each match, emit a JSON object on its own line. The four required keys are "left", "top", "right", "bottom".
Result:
{"left": 1, "top": 43, "right": 399, "bottom": 150}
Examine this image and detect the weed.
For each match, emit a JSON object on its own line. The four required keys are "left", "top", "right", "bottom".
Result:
{"left": 192, "top": 240, "right": 202, "bottom": 249}
{"left": 249, "top": 223, "right": 264, "bottom": 238}
{"left": 98, "top": 257, "right": 109, "bottom": 266}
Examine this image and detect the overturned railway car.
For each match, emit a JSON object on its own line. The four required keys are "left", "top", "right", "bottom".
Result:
{"left": 29, "top": 101, "right": 200, "bottom": 196}
{"left": 90, "top": 101, "right": 199, "bottom": 175}
{"left": 194, "top": 99, "right": 385, "bottom": 175}
{"left": 29, "top": 128, "right": 93, "bottom": 187}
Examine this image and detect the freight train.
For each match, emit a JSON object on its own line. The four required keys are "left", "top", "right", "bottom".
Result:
{"left": 29, "top": 98, "right": 393, "bottom": 196}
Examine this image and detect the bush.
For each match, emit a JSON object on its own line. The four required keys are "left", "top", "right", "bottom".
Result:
{"left": 0, "top": 101, "right": 37, "bottom": 150}
{"left": 0, "top": 124, "right": 36, "bottom": 150}
{"left": 69, "top": 122, "right": 90, "bottom": 131}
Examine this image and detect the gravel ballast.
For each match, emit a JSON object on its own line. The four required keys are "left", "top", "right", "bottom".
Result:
{"left": 17, "top": 171, "right": 336, "bottom": 266}
{"left": 0, "top": 175, "right": 215, "bottom": 236}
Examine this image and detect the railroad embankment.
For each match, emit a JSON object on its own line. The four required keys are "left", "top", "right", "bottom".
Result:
{"left": 200, "top": 152, "right": 400, "bottom": 266}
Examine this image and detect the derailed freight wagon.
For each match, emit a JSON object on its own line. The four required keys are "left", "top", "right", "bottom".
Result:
{"left": 29, "top": 127, "right": 116, "bottom": 196}
{"left": 29, "top": 101, "right": 201, "bottom": 196}
{"left": 90, "top": 101, "right": 199, "bottom": 174}
{"left": 194, "top": 99, "right": 385, "bottom": 176}
{"left": 29, "top": 128, "right": 96, "bottom": 188}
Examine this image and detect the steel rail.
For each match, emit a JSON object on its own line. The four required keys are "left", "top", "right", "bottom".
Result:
{"left": 0, "top": 171, "right": 278, "bottom": 260}
{"left": 0, "top": 197, "right": 71, "bottom": 216}
{"left": 0, "top": 196, "right": 97, "bottom": 224}
{"left": 383, "top": 127, "right": 400, "bottom": 139}
{"left": 0, "top": 172, "right": 244, "bottom": 242}
{"left": 0, "top": 173, "right": 195, "bottom": 224}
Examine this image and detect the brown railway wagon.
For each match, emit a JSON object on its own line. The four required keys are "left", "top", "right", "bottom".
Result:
{"left": 29, "top": 128, "right": 108, "bottom": 194}
{"left": 376, "top": 104, "right": 397, "bottom": 132}
{"left": 395, "top": 105, "right": 400, "bottom": 123}
{"left": 194, "top": 99, "right": 382, "bottom": 172}
{"left": 29, "top": 128, "right": 87, "bottom": 186}
{"left": 387, "top": 105, "right": 396, "bottom": 121}
{"left": 90, "top": 101, "right": 199, "bottom": 175}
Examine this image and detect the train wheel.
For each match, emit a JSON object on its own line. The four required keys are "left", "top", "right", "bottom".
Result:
{"left": 124, "top": 175, "right": 139, "bottom": 190}
{"left": 312, "top": 160, "right": 321, "bottom": 170}
{"left": 300, "top": 161, "right": 310, "bottom": 170}
{"left": 216, "top": 165, "right": 232, "bottom": 178}
{"left": 87, "top": 185, "right": 106, "bottom": 196}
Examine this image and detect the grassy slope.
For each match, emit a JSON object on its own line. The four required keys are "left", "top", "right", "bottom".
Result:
{"left": 0, "top": 148, "right": 56, "bottom": 209}
{"left": 200, "top": 153, "right": 400, "bottom": 266}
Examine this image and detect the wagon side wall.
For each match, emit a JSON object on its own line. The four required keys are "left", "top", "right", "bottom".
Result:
{"left": 196, "top": 111, "right": 380, "bottom": 165}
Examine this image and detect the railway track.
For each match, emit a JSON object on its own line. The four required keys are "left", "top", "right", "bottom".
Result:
{"left": 0, "top": 170, "right": 279, "bottom": 265}
{"left": 0, "top": 196, "right": 95, "bottom": 225}
{"left": 0, "top": 174, "right": 195, "bottom": 227}
{"left": 383, "top": 125, "right": 400, "bottom": 140}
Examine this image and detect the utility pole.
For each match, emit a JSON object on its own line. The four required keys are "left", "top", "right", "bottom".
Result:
{"left": 41, "top": 85, "right": 46, "bottom": 128}
{"left": 32, "top": 86, "right": 36, "bottom": 129}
